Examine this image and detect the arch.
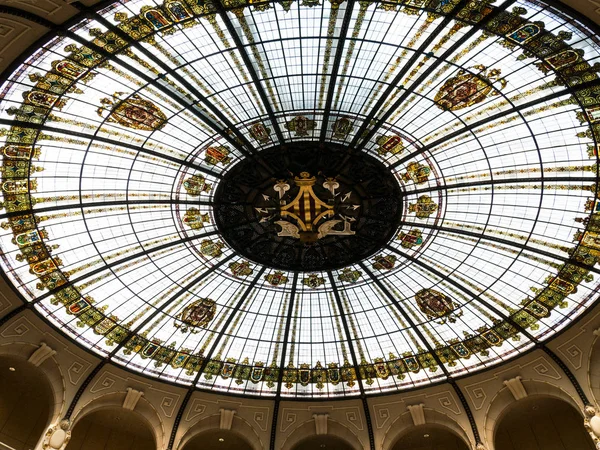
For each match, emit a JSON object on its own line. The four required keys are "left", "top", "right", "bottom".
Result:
{"left": 381, "top": 409, "right": 472, "bottom": 450}
{"left": 180, "top": 428, "right": 254, "bottom": 450}
{"left": 0, "top": 354, "right": 55, "bottom": 450}
{"left": 70, "top": 391, "right": 164, "bottom": 449}
{"left": 280, "top": 418, "right": 364, "bottom": 450}
{"left": 493, "top": 396, "right": 594, "bottom": 450}
{"left": 390, "top": 424, "right": 470, "bottom": 450}
{"left": 176, "top": 413, "right": 263, "bottom": 450}
{"left": 0, "top": 341, "right": 65, "bottom": 424}
{"left": 65, "top": 406, "right": 156, "bottom": 450}
{"left": 293, "top": 434, "right": 356, "bottom": 450}
{"left": 484, "top": 380, "right": 589, "bottom": 450}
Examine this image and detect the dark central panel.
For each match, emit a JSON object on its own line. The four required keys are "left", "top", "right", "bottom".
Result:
{"left": 214, "top": 143, "right": 403, "bottom": 271}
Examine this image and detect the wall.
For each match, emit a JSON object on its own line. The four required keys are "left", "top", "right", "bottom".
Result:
{"left": 494, "top": 397, "right": 594, "bottom": 450}
{"left": 391, "top": 425, "right": 469, "bottom": 450}
{"left": 0, "top": 357, "right": 51, "bottom": 450}
{"left": 65, "top": 409, "right": 155, "bottom": 450}
{"left": 0, "top": 273, "right": 598, "bottom": 450}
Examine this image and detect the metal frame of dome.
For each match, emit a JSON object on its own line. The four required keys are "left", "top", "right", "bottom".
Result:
{"left": 0, "top": 4, "right": 598, "bottom": 442}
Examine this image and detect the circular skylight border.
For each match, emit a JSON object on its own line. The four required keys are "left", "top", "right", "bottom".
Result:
{"left": 0, "top": 0, "right": 598, "bottom": 397}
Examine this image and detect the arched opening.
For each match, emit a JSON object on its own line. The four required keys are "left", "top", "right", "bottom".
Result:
{"left": 494, "top": 396, "right": 594, "bottom": 450}
{"left": 0, "top": 356, "right": 53, "bottom": 450}
{"left": 391, "top": 424, "right": 469, "bottom": 450}
{"left": 292, "top": 435, "right": 355, "bottom": 450}
{"left": 180, "top": 429, "right": 253, "bottom": 450}
{"left": 65, "top": 407, "right": 156, "bottom": 450}
{"left": 279, "top": 417, "right": 364, "bottom": 450}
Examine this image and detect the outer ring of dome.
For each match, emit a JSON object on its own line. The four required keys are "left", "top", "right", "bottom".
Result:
{"left": 0, "top": 0, "right": 596, "bottom": 400}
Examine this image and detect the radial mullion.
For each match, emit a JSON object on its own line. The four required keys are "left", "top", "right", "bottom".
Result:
{"left": 215, "top": 2, "right": 285, "bottom": 142}
{"left": 354, "top": 0, "right": 518, "bottom": 151}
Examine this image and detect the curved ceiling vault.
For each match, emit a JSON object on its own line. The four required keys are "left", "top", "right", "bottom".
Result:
{"left": 0, "top": 0, "right": 599, "bottom": 401}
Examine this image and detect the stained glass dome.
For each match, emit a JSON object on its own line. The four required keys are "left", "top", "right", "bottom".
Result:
{"left": 0, "top": 0, "right": 599, "bottom": 398}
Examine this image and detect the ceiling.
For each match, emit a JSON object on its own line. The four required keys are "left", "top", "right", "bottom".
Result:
{"left": 0, "top": 357, "right": 52, "bottom": 449}
{"left": 182, "top": 429, "right": 254, "bottom": 450}
{"left": 494, "top": 397, "right": 595, "bottom": 450}
{"left": 66, "top": 407, "right": 156, "bottom": 450}
{"left": 0, "top": 0, "right": 598, "bottom": 401}
{"left": 294, "top": 435, "right": 355, "bottom": 450}
{"left": 391, "top": 425, "right": 469, "bottom": 450}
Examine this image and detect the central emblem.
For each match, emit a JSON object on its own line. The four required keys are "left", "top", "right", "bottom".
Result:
{"left": 213, "top": 144, "right": 403, "bottom": 271}
{"left": 255, "top": 172, "right": 359, "bottom": 243}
